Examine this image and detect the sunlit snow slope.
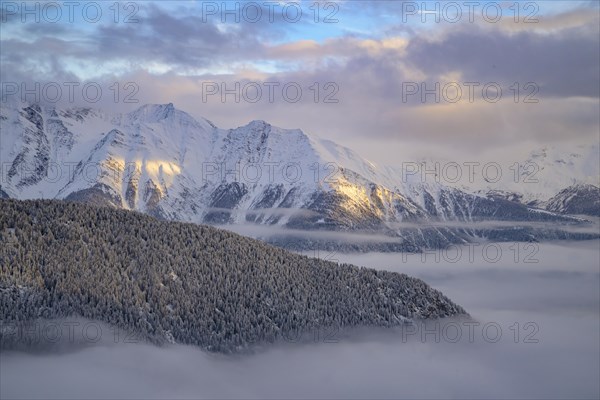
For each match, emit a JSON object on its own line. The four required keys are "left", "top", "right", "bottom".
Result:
{"left": 1, "top": 102, "right": 597, "bottom": 250}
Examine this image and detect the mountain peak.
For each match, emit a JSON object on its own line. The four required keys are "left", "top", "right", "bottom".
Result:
{"left": 125, "top": 103, "right": 218, "bottom": 133}
{"left": 248, "top": 119, "right": 269, "bottom": 126}
{"left": 128, "top": 103, "right": 176, "bottom": 123}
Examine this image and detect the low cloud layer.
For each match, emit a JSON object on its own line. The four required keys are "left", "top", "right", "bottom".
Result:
{"left": 2, "top": 241, "right": 598, "bottom": 399}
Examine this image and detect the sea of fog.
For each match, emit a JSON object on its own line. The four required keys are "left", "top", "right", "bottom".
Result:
{"left": 1, "top": 241, "right": 599, "bottom": 399}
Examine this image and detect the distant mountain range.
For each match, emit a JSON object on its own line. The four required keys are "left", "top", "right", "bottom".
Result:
{"left": 1, "top": 102, "right": 598, "bottom": 251}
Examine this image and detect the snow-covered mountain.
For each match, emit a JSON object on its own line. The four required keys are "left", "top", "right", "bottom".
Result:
{"left": 467, "top": 144, "right": 600, "bottom": 207}
{"left": 546, "top": 184, "right": 600, "bottom": 216}
{"left": 1, "top": 102, "right": 597, "bottom": 250}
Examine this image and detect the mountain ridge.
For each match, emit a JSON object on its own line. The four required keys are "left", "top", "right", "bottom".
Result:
{"left": 1, "top": 102, "right": 598, "bottom": 251}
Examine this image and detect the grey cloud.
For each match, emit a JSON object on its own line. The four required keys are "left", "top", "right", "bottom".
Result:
{"left": 93, "top": 7, "right": 263, "bottom": 69}
{"left": 406, "top": 27, "right": 600, "bottom": 99}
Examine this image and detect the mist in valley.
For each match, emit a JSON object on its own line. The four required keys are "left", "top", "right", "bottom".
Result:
{"left": 1, "top": 241, "right": 598, "bottom": 399}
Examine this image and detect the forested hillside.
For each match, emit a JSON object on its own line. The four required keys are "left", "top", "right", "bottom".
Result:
{"left": 0, "top": 199, "right": 466, "bottom": 352}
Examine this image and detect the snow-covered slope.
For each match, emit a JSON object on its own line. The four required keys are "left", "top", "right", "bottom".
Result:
{"left": 519, "top": 145, "right": 599, "bottom": 203}
{"left": 466, "top": 144, "right": 600, "bottom": 206}
{"left": 546, "top": 184, "right": 600, "bottom": 216}
{"left": 1, "top": 102, "right": 596, "bottom": 250}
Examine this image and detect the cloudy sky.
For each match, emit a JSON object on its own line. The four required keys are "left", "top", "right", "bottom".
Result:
{"left": 1, "top": 0, "right": 598, "bottom": 163}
